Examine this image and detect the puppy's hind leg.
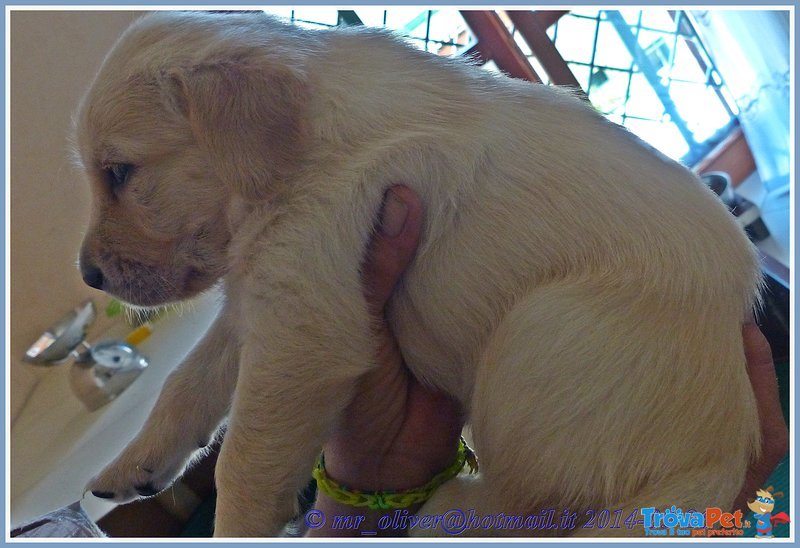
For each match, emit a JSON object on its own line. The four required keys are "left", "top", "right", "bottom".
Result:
{"left": 572, "top": 465, "right": 746, "bottom": 537}
{"left": 87, "top": 302, "right": 240, "bottom": 503}
{"left": 447, "top": 277, "right": 756, "bottom": 537}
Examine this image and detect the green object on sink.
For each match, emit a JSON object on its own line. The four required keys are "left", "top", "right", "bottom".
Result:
{"left": 105, "top": 299, "right": 123, "bottom": 318}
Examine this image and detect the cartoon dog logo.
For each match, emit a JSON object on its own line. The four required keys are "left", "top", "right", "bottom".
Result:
{"left": 747, "top": 487, "right": 790, "bottom": 538}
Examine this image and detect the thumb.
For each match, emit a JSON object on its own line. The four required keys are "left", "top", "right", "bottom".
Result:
{"left": 361, "top": 185, "right": 423, "bottom": 314}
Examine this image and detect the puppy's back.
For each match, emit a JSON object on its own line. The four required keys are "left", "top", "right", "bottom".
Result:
{"left": 304, "top": 39, "right": 761, "bottom": 385}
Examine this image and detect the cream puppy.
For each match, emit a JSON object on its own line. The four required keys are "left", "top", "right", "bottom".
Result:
{"left": 75, "top": 11, "right": 761, "bottom": 537}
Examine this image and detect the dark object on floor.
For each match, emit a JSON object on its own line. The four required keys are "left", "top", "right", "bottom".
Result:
{"left": 98, "top": 442, "right": 221, "bottom": 537}
{"left": 700, "top": 172, "right": 770, "bottom": 242}
{"left": 180, "top": 494, "right": 216, "bottom": 538}
{"left": 11, "top": 502, "right": 105, "bottom": 538}
{"left": 756, "top": 272, "right": 790, "bottom": 427}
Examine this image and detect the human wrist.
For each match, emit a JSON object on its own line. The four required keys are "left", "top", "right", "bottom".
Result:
{"left": 313, "top": 437, "right": 477, "bottom": 510}
{"left": 306, "top": 438, "right": 477, "bottom": 537}
{"left": 321, "top": 442, "right": 457, "bottom": 492}
{"left": 321, "top": 411, "right": 464, "bottom": 492}
{"left": 304, "top": 451, "right": 437, "bottom": 538}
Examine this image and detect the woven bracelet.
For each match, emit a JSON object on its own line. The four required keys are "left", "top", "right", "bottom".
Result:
{"left": 312, "top": 436, "right": 479, "bottom": 510}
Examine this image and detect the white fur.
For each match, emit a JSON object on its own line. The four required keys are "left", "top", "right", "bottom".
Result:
{"left": 75, "top": 12, "right": 761, "bottom": 537}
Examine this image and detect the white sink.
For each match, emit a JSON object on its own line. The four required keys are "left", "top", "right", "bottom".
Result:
{"left": 10, "top": 289, "right": 223, "bottom": 528}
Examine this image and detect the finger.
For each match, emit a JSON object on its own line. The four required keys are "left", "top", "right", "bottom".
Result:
{"left": 361, "top": 185, "right": 423, "bottom": 314}
{"left": 743, "top": 321, "right": 774, "bottom": 371}
{"left": 732, "top": 323, "right": 789, "bottom": 512}
{"left": 743, "top": 323, "right": 784, "bottom": 426}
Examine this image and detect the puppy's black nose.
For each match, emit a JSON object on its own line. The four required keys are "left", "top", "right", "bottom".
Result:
{"left": 81, "top": 265, "right": 104, "bottom": 290}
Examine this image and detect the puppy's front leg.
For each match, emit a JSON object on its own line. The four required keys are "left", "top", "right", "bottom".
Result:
{"left": 212, "top": 203, "right": 381, "bottom": 537}
{"left": 213, "top": 341, "right": 372, "bottom": 537}
{"left": 88, "top": 301, "right": 239, "bottom": 502}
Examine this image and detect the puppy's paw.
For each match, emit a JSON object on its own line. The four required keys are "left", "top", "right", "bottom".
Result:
{"left": 86, "top": 429, "right": 213, "bottom": 503}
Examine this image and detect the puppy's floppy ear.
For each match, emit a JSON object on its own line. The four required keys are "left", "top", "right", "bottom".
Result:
{"left": 161, "top": 56, "right": 308, "bottom": 200}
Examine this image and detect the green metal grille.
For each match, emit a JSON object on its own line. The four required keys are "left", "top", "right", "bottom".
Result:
{"left": 541, "top": 9, "right": 739, "bottom": 164}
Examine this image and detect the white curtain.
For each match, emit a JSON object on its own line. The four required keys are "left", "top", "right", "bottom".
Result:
{"left": 690, "top": 9, "right": 790, "bottom": 256}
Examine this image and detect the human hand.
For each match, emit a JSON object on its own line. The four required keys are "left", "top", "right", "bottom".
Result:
{"left": 732, "top": 321, "right": 789, "bottom": 512}
{"left": 321, "top": 185, "right": 464, "bottom": 492}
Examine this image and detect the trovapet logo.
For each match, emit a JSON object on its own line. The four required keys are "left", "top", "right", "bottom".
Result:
{"left": 641, "top": 506, "right": 744, "bottom": 537}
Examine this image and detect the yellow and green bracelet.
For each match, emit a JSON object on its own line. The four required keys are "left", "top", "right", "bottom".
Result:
{"left": 312, "top": 436, "right": 479, "bottom": 510}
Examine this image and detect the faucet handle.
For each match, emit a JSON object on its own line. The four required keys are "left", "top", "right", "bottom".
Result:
{"left": 24, "top": 300, "right": 96, "bottom": 364}
{"left": 70, "top": 341, "right": 149, "bottom": 412}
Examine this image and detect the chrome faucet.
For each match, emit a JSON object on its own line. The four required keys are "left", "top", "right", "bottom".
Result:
{"left": 24, "top": 300, "right": 148, "bottom": 411}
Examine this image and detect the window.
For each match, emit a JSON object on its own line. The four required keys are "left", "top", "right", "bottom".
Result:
{"left": 262, "top": 8, "right": 474, "bottom": 55}
{"left": 261, "top": 8, "right": 738, "bottom": 166}
{"left": 539, "top": 9, "right": 738, "bottom": 164}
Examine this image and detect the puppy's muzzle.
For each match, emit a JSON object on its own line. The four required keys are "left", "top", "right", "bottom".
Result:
{"left": 81, "top": 263, "right": 104, "bottom": 290}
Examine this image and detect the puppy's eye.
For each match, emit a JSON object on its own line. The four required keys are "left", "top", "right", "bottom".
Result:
{"left": 105, "top": 163, "right": 133, "bottom": 191}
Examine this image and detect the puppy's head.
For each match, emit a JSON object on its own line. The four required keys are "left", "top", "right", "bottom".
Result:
{"left": 74, "top": 11, "right": 309, "bottom": 306}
